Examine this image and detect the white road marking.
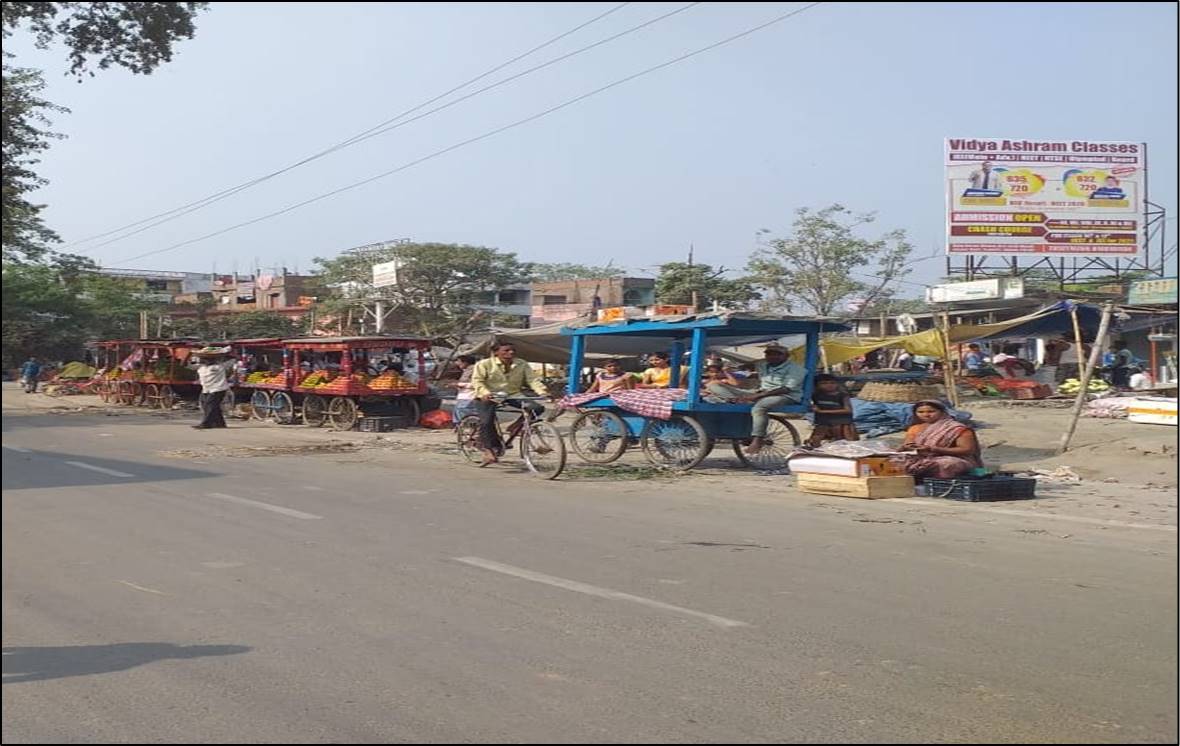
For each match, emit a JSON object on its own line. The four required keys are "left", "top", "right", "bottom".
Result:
{"left": 2, "top": 445, "right": 31, "bottom": 453}
{"left": 903, "top": 498, "right": 1177, "bottom": 533}
{"left": 207, "top": 492, "right": 323, "bottom": 520}
{"left": 118, "top": 581, "right": 167, "bottom": 595}
{"left": 65, "top": 461, "right": 134, "bottom": 478}
{"left": 454, "top": 556, "right": 749, "bottom": 629}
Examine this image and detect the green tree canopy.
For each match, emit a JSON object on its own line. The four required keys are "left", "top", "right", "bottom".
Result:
{"left": 314, "top": 242, "right": 530, "bottom": 338}
{"left": 748, "top": 204, "right": 913, "bottom": 316}
{"left": 654, "top": 262, "right": 760, "bottom": 310}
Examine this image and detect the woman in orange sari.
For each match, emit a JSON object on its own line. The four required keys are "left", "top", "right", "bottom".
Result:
{"left": 901, "top": 400, "right": 983, "bottom": 479}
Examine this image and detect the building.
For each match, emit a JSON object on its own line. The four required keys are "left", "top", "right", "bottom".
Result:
{"left": 93, "top": 268, "right": 212, "bottom": 303}
{"left": 529, "top": 277, "right": 656, "bottom": 325}
{"left": 209, "top": 271, "right": 322, "bottom": 311}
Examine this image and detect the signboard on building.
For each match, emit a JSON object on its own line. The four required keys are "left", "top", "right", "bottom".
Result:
{"left": 925, "top": 278, "right": 1025, "bottom": 304}
{"left": 945, "top": 138, "right": 1146, "bottom": 256}
{"left": 1127, "top": 277, "right": 1178, "bottom": 305}
{"left": 372, "top": 260, "right": 400, "bottom": 288}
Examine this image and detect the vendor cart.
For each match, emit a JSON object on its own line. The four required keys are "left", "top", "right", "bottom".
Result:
{"left": 228, "top": 338, "right": 292, "bottom": 422}
{"left": 279, "top": 336, "right": 431, "bottom": 430}
{"left": 560, "top": 314, "right": 848, "bottom": 471}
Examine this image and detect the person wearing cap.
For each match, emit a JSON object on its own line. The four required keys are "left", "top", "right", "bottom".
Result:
{"left": 192, "top": 347, "right": 236, "bottom": 430}
{"left": 705, "top": 343, "right": 806, "bottom": 455}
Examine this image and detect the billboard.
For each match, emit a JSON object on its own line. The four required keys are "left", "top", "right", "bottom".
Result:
{"left": 925, "top": 278, "right": 1025, "bottom": 304}
{"left": 946, "top": 138, "right": 1145, "bottom": 256}
{"left": 1127, "top": 277, "right": 1177, "bottom": 305}
{"left": 372, "top": 259, "right": 400, "bottom": 288}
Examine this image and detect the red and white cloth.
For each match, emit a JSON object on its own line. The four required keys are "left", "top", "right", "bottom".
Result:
{"left": 560, "top": 388, "right": 688, "bottom": 420}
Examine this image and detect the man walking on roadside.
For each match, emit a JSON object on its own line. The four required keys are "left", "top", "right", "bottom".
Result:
{"left": 192, "top": 348, "right": 236, "bottom": 430}
{"left": 20, "top": 356, "right": 42, "bottom": 393}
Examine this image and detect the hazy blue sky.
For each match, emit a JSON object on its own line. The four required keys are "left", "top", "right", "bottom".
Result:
{"left": 9, "top": 2, "right": 1178, "bottom": 293}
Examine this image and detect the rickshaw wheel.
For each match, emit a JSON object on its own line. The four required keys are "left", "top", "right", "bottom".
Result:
{"left": 569, "top": 410, "right": 629, "bottom": 464}
{"left": 732, "top": 415, "right": 800, "bottom": 470}
{"left": 250, "top": 390, "right": 272, "bottom": 420}
{"left": 640, "top": 415, "right": 711, "bottom": 471}
{"left": 390, "top": 395, "right": 421, "bottom": 426}
{"left": 327, "top": 397, "right": 359, "bottom": 430}
{"left": 143, "top": 384, "right": 161, "bottom": 408}
{"left": 302, "top": 394, "right": 327, "bottom": 427}
{"left": 159, "top": 384, "right": 176, "bottom": 410}
{"left": 271, "top": 391, "right": 295, "bottom": 424}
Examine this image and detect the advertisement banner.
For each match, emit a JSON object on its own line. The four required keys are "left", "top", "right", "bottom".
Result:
{"left": 945, "top": 138, "right": 1145, "bottom": 256}
{"left": 372, "top": 259, "right": 400, "bottom": 288}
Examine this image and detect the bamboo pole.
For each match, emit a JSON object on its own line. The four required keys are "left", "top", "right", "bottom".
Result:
{"left": 1058, "top": 302, "right": 1114, "bottom": 454}
{"left": 1070, "top": 305, "right": 1085, "bottom": 379}
{"left": 940, "top": 312, "right": 959, "bottom": 407}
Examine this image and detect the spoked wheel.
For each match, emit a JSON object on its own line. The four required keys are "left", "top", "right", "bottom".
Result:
{"left": 521, "top": 421, "right": 567, "bottom": 479}
{"left": 640, "top": 415, "right": 712, "bottom": 471}
{"left": 732, "top": 415, "right": 801, "bottom": 470}
{"left": 158, "top": 384, "right": 176, "bottom": 410}
{"left": 456, "top": 414, "right": 485, "bottom": 465}
{"left": 117, "top": 381, "right": 142, "bottom": 406}
{"left": 220, "top": 389, "right": 238, "bottom": 420}
{"left": 97, "top": 380, "right": 114, "bottom": 403}
{"left": 327, "top": 397, "right": 359, "bottom": 430}
{"left": 302, "top": 394, "right": 327, "bottom": 427}
{"left": 271, "top": 391, "right": 295, "bottom": 424}
{"left": 389, "top": 395, "right": 421, "bottom": 426}
{"left": 568, "top": 410, "right": 629, "bottom": 464}
{"left": 250, "top": 390, "right": 272, "bottom": 421}
{"left": 143, "top": 383, "right": 161, "bottom": 408}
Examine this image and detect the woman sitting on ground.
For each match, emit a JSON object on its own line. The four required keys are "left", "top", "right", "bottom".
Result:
{"left": 901, "top": 400, "right": 983, "bottom": 479}
{"left": 586, "top": 359, "right": 635, "bottom": 394}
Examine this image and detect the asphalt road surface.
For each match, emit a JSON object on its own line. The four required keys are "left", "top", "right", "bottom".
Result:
{"left": 3, "top": 392, "right": 1176, "bottom": 743}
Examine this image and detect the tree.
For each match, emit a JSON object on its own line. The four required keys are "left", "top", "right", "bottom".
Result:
{"left": 527, "top": 263, "right": 623, "bottom": 283}
{"left": 748, "top": 204, "right": 913, "bottom": 316}
{"left": 1, "top": 63, "right": 67, "bottom": 262}
{"left": 2, "top": 2, "right": 209, "bottom": 78}
{"left": 2, "top": 2, "right": 209, "bottom": 262}
{"left": 314, "top": 242, "right": 530, "bottom": 338}
{"left": 654, "top": 262, "right": 760, "bottom": 310}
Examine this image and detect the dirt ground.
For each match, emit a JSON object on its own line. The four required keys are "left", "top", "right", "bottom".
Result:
{"left": 5, "top": 384, "right": 1176, "bottom": 532}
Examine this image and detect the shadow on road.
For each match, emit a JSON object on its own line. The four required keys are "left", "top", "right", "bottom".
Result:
{"left": 2, "top": 449, "right": 218, "bottom": 491}
{"left": 2, "top": 643, "right": 251, "bottom": 684}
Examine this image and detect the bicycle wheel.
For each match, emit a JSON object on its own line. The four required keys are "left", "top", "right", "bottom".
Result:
{"left": 568, "top": 410, "right": 629, "bottom": 464}
{"left": 521, "top": 421, "right": 566, "bottom": 479}
{"left": 456, "top": 414, "right": 487, "bottom": 465}
{"left": 640, "top": 415, "right": 711, "bottom": 471}
{"left": 732, "top": 415, "right": 800, "bottom": 470}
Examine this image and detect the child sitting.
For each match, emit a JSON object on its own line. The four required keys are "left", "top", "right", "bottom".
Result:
{"left": 807, "top": 373, "right": 858, "bottom": 447}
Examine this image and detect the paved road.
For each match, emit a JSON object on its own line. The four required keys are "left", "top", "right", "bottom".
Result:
{"left": 3, "top": 398, "right": 1176, "bottom": 742}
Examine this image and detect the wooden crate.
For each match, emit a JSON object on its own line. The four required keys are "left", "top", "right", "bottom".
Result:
{"left": 795, "top": 473, "right": 915, "bottom": 499}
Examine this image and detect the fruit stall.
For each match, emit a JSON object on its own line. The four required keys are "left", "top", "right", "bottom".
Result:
{"left": 267, "top": 336, "right": 430, "bottom": 429}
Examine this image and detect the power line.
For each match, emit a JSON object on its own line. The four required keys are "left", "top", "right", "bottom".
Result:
{"left": 111, "top": 2, "right": 824, "bottom": 266}
{"left": 64, "top": 4, "right": 634, "bottom": 252}
{"left": 76, "top": 3, "right": 706, "bottom": 253}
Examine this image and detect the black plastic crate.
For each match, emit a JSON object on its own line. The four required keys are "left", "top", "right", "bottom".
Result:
{"left": 359, "top": 415, "right": 412, "bottom": 432}
{"left": 924, "top": 475, "right": 1037, "bottom": 502}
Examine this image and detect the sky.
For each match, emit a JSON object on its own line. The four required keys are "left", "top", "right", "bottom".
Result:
{"left": 8, "top": 2, "right": 1178, "bottom": 295}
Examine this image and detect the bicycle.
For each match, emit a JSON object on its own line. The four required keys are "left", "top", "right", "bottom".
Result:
{"left": 456, "top": 396, "right": 567, "bottom": 479}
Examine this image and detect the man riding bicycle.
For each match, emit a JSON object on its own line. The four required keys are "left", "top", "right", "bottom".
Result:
{"left": 471, "top": 342, "right": 551, "bottom": 466}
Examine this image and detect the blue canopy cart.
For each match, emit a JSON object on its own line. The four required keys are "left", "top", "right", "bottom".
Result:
{"left": 560, "top": 313, "right": 849, "bottom": 471}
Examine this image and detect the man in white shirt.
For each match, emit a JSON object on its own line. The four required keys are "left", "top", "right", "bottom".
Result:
{"left": 193, "top": 348, "right": 236, "bottom": 429}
